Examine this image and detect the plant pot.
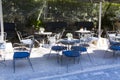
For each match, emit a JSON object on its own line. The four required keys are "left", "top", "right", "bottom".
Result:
{"left": 67, "top": 37, "right": 72, "bottom": 40}
{"left": 41, "top": 31, "right": 44, "bottom": 33}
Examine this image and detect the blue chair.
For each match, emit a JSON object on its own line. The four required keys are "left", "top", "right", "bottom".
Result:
{"left": 71, "top": 46, "right": 92, "bottom": 63}
{"left": 62, "top": 50, "right": 81, "bottom": 72}
{"left": 109, "top": 40, "right": 120, "bottom": 46}
{"left": 13, "top": 40, "right": 34, "bottom": 73}
{"left": 109, "top": 45, "right": 120, "bottom": 56}
{"left": 16, "top": 31, "right": 34, "bottom": 46}
{"left": 62, "top": 50, "right": 80, "bottom": 62}
{"left": 48, "top": 45, "right": 67, "bottom": 63}
{"left": 105, "top": 35, "right": 120, "bottom": 57}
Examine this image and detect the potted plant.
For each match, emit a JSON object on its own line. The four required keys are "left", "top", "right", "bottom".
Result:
{"left": 39, "top": 27, "right": 45, "bottom": 33}
{"left": 28, "top": 18, "right": 44, "bottom": 32}
{"left": 66, "top": 33, "right": 73, "bottom": 40}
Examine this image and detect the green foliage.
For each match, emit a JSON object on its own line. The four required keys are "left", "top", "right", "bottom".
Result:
{"left": 101, "top": 2, "right": 120, "bottom": 30}
{"left": 2, "top": 0, "right": 120, "bottom": 32}
{"left": 33, "top": 20, "right": 43, "bottom": 30}
{"left": 26, "top": 16, "right": 43, "bottom": 30}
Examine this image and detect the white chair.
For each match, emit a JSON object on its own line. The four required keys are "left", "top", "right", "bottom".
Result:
{"left": 16, "top": 31, "right": 34, "bottom": 46}
{"left": 13, "top": 40, "right": 34, "bottom": 72}
{"left": 56, "top": 28, "right": 65, "bottom": 41}
{"left": 48, "top": 35, "right": 56, "bottom": 46}
{"left": 0, "top": 32, "right": 7, "bottom": 41}
{"left": 0, "top": 32, "right": 7, "bottom": 65}
{"left": 106, "top": 31, "right": 117, "bottom": 44}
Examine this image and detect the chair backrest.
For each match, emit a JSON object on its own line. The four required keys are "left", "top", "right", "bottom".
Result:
{"left": 47, "top": 33, "right": 57, "bottom": 47}
{"left": 56, "top": 28, "right": 65, "bottom": 40}
{"left": 55, "top": 33, "right": 61, "bottom": 40}
{"left": 13, "top": 38, "right": 34, "bottom": 55}
{"left": 16, "top": 31, "right": 23, "bottom": 41}
{"left": 59, "top": 28, "right": 65, "bottom": 39}
{"left": 106, "top": 31, "right": 117, "bottom": 42}
{"left": 29, "top": 39, "right": 34, "bottom": 54}
{"left": 0, "top": 32, "right": 7, "bottom": 41}
{"left": 106, "top": 31, "right": 119, "bottom": 46}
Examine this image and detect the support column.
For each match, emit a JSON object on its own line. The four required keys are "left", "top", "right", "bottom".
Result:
{"left": 0, "top": 0, "right": 4, "bottom": 42}
{"left": 97, "top": 2, "right": 102, "bottom": 48}
{"left": 98, "top": 2, "right": 102, "bottom": 38}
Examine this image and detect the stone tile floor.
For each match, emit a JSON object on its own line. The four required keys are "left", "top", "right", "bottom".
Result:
{"left": 0, "top": 39, "right": 120, "bottom": 80}
{"left": 38, "top": 65, "right": 120, "bottom": 80}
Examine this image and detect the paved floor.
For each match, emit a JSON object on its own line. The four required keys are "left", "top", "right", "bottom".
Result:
{"left": 1, "top": 39, "right": 120, "bottom": 80}
{"left": 32, "top": 64, "right": 120, "bottom": 80}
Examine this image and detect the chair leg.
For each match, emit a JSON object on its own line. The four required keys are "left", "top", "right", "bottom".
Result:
{"left": 104, "top": 50, "right": 108, "bottom": 58}
{"left": 27, "top": 58, "right": 34, "bottom": 72}
{"left": 57, "top": 52, "right": 61, "bottom": 63}
{"left": 13, "top": 59, "right": 15, "bottom": 73}
{"left": 77, "top": 57, "right": 80, "bottom": 64}
{"left": 47, "top": 49, "right": 52, "bottom": 59}
{"left": 34, "top": 39, "right": 40, "bottom": 47}
{"left": 60, "top": 55, "right": 63, "bottom": 66}
{"left": 66, "top": 57, "right": 69, "bottom": 73}
{"left": 113, "top": 51, "right": 116, "bottom": 57}
{"left": 73, "top": 57, "right": 80, "bottom": 64}
{"left": 87, "top": 52, "right": 92, "bottom": 64}
{"left": 0, "top": 55, "right": 6, "bottom": 66}
{"left": 74, "top": 57, "right": 76, "bottom": 64}
{"left": 79, "top": 56, "right": 83, "bottom": 70}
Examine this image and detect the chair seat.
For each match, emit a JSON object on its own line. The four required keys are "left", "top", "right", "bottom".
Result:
{"left": 71, "top": 46, "right": 87, "bottom": 52}
{"left": 110, "top": 41, "right": 120, "bottom": 46}
{"left": 21, "top": 39, "right": 32, "bottom": 45}
{"left": 51, "top": 46, "right": 67, "bottom": 51}
{"left": 14, "top": 52, "right": 30, "bottom": 58}
{"left": 62, "top": 50, "right": 80, "bottom": 57}
{"left": 0, "top": 43, "right": 5, "bottom": 49}
{"left": 110, "top": 45, "right": 120, "bottom": 51}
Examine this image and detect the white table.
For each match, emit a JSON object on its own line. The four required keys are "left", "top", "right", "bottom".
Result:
{"left": 58, "top": 38, "right": 79, "bottom": 49}
{"left": 34, "top": 32, "right": 52, "bottom": 35}
{"left": 75, "top": 30, "right": 91, "bottom": 34}
{"left": 75, "top": 30, "right": 91, "bottom": 38}
{"left": 34, "top": 32, "right": 52, "bottom": 46}
{"left": 75, "top": 30, "right": 91, "bottom": 44}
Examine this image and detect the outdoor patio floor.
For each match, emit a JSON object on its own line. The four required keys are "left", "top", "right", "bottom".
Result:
{"left": 1, "top": 38, "right": 120, "bottom": 80}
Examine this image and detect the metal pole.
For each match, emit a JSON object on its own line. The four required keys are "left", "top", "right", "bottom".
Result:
{"left": 0, "top": 0, "right": 4, "bottom": 42}
{"left": 97, "top": 1, "right": 102, "bottom": 48}
{"left": 98, "top": 2, "right": 102, "bottom": 38}
{"left": 37, "top": 1, "right": 46, "bottom": 21}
